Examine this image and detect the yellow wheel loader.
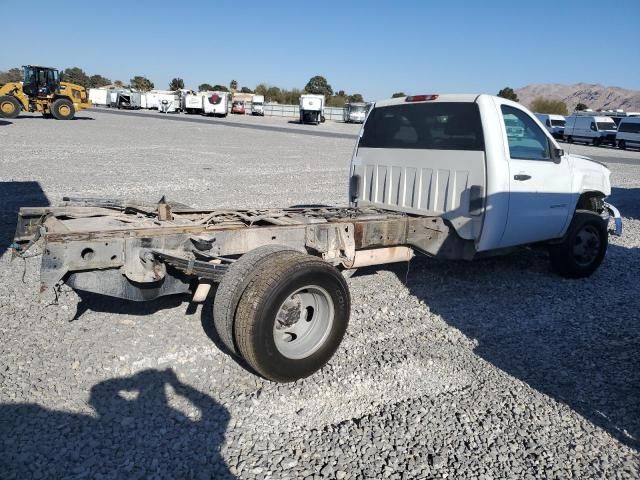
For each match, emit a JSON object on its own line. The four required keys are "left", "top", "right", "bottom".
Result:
{"left": 0, "top": 65, "right": 91, "bottom": 120}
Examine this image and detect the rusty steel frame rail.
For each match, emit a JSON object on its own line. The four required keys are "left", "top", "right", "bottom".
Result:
{"left": 13, "top": 199, "right": 460, "bottom": 300}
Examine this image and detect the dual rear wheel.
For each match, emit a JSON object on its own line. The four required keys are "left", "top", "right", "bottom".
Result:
{"left": 213, "top": 246, "right": 350, "bottom": 382}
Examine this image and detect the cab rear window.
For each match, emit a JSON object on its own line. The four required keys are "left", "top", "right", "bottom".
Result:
{"left": 359, "top": 102, "right": 484, "bottom": 151}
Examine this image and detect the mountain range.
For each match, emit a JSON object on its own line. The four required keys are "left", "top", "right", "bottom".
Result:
{"left": 514, "top": 83, "right": 640, "bottom": 113}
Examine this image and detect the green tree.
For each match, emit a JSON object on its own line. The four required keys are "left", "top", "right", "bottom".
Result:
{"left": 529, "top": 97, "right": 568, "bottom": 115}
{"left": 229, "top": 79, "right": 238, "bottom": 91}
{"left": 169, "top": 78, "right": 184, "bottom": 90}
{"left": 254, "top": 84, "right": 269, "bottom": 97}
{"left": 88, "top": 74, "right": 111, "bottom": 88}
{"left": 63, "top": 67, "right": 90, "bottom": 88}
{"left": 304, "top": 75, "right": 333, "bottom": 97}
{"left": 211, "top": 84, "right": 229, "bottom": 92}
{"left": 240, "top": 86, "right": 253, "bottom": 94}
{"left": 497, "top": 87, "right": 519, "bottom": 102}
{"left": 0, "top": 67, "right": 23, "bottom": 85}
{"left": 114, "top": 80, "right": 124, "bottom": 87}
{"left": 198, "top": 83, "right": 215, "bottom": 92}
{"left": 266, "top": 86, "right": 282, "bottom": 103}
{"left": 130, "top": 76, "right": 154, "bottom": 92}
{"left": 391, "top": 92, "right": 406, "bottom": 98}
{"left": 348, "top": 93, "right": 364, "bottom": 103}
{"left": 575, "top": 102, "right": 588, "bottom": 111}
{"left": 337, "top": 90, "right": 346, "bottom": 97}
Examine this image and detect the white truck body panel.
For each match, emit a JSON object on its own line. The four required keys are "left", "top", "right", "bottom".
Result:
{"left": 183, "top": 93, "right": 205, "bottom": 111}
{"left": 350, "top": 94, "right": 612, "bottom": 253}
{"left": 300, "top": 95, "right": 324, "bottom": 112}
{"left": 88, "top": 88, "right": 110, "bottom": 106}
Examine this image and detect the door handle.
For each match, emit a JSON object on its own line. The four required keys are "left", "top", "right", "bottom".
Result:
{"left": 514, "top": 174, "right": 531, "bottom": 181}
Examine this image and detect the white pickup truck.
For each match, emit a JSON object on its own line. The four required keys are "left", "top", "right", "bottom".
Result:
{"left": 12, "top": 93, "right": 621, "bottom": 383}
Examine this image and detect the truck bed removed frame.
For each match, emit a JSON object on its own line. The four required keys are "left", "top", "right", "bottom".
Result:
{"left": 13, "top": 197, "right": 463, "bottom": 301}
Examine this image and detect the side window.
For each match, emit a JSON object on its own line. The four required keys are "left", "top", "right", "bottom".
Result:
{"left": 500, "top": 105, "right": 550, "bottom": 160}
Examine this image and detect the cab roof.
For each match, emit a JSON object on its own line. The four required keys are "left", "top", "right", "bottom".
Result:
{"left": 374, "top": 94, "right": 481, "bottom": 108}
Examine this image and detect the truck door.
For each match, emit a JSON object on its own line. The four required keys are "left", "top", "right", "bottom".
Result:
{"left": 498, "top": 104, "right": 572, "bottom": 248}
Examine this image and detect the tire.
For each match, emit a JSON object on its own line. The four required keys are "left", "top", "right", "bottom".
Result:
{"left": 51, "top": 98, "right": 75, "bottom": 120}
{"left": 0, "top": 95, "right": 21, "bottom": 119}
{"left": 549, "top": 210, "right": 608, "bottom": 278}
{"left": 213, "top": 245, "right": 299, "bottom": 354}
{"left": 567, "top": 136, "right": 573, "bottom": 143}
{"left": 618, "top": 140, "right": 626, "bottom": 150}
{"left": 592, "top": 137, "right": 600, "bottom": 147}
{"left": 234, "top": 251, "right": 350, "bottom": 382}
{"left": 320, "top": 115, "right": 326, "bottom": 123}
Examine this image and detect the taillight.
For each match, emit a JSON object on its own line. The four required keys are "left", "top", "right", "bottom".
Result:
{"left": 405, "top": 94, "right": 438, "bottom": 102}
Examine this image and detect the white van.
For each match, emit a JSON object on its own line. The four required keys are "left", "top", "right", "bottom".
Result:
{"left": 203, "top": 91, "right": 230, "bottom": 117}
{"left": 563, "top": 115, "right": 617, "bottom": 146}
{"left": 251, "top": 95, "right": 265, "bottom": 116}
{"left": 534, "top": 113, "right": 566, "bottom": 139}
{"left": 616, "top": 117, "right": 640, "bottom": 150}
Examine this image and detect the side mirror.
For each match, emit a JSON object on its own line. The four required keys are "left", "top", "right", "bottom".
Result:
{"left": 552, "top": 147, "right": 564, "bottom": 164}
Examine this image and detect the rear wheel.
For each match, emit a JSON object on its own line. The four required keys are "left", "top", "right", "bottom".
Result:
{"left": 234, "top": 251, "right": 350, "bottom": 382}
{"left": 549, "top": 210, "right": 608, "bottom": 278}
{"left": 0, "top": 95, "right": 21, "bottom": 118}
{"left": 567, "top": 136, "right": 573, "bottom": 143}
{"left": 213, "top": 245, "right": 299, "bottom": 354}
{"left": 51, "top": 98, "right": 75, "bottom": 120}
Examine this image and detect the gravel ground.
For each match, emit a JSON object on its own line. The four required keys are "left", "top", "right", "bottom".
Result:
{"left": 0, "top": 111, "right": 638, "bottom": 479}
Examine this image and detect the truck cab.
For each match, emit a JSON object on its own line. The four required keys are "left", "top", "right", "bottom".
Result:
{"left": 350, "top": 94, "right": 620, "bottom": 276}
{"left": 251, "top": 95, "right": 265, "bottom": 115}
{"left": 343, "top": 102, "right": 368, "bottom": 123}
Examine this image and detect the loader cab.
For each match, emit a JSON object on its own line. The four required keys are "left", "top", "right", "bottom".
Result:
{"left": 22, "top": 65, "right": 60, "bottom": 97}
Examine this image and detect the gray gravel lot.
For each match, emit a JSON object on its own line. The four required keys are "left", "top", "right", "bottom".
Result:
{"left": 0, "top": 111, "right": 639, "bottom": 479}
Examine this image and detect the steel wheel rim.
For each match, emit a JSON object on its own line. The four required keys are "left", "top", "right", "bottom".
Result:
{"left": 59, "top": 104, "right": 71, "bottom": 116}
{"left": 273, "top": 285, "right": 334, "bottom": 360}
{"left": 1, "top": 101, "right": 15, "bottom": 114}
{"left": 573, "top": 225, "right": 601, "bottom": 267}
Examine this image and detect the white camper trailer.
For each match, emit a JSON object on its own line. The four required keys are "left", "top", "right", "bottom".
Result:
{"left": 183, "top": 92, "right": 205, "bottom": 114}
{"left": 203, "top": 91, "right": 230, "bottom": 117}
{"left": 145, "top": 90, "right": 180, "bottom": 112}
{"left": 299, "top": 94, "right": 325, "bottom": 125}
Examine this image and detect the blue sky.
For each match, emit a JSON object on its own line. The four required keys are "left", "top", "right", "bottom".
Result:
{"left": 2, "top": 0, "right": 639, "bottom": 100}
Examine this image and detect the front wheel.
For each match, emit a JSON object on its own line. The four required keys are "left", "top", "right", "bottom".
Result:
{"left": 233, "top": 251, "right": 350, "bottom": 382}
{"left": 548, "top": 210, "right": 608, "bottom": 278}
{"left": 51, "top": 98, "right": 75, "bottom": 120}
{"left": 618, "top": 140, "right": 626, "bottom": 150}
{"left": 0, "top": 95, "right": 21, "bottom": 118}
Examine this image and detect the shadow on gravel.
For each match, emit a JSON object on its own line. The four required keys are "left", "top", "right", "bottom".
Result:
{"left": 0, "top": 368, "right": 234, "bottom": 479}
{"left": 610, "top": 187, "right": 640, "bottom": 220}
{"left": 0, "top": 181, "right": 49, "bottom": 257}
{"left": 72, "top": 291, "right": 189, "bottom": 320}
{"left": 13, "top": 116, "right": 95, "bottom": 121}
{"left": 373, "top": 244, "right": 639, "bottom": 450}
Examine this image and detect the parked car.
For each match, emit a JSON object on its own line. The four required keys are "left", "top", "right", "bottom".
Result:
{"left": 564, "top": 115, "right": 617, "bottom": 146}
{"left": 535, "top": 113, "right": 566, "bottom": 139}
{"left": 232, "top": 101, "right": 245, "bottom": 114}
{"left": 616, "top": 117, "right": 640, "bottom": 150}
{"left": 343, "top": 102, "right": 368, "bottom": 123}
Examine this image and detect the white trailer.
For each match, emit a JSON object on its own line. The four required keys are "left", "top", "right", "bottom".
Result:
{"left": 299, "top": 94, "right": 325, "bottom": 125}
{"left": 88, "top": 88, "right": 111, "bottom": 107}
{"left": 183, "top": 92, "right": 205, "bottom": 114}
{"left": 145, "top": 91, "right": 180, "bottom": 111}
{"left": 203, "top": 91, "right": 230, "bottom": 117}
